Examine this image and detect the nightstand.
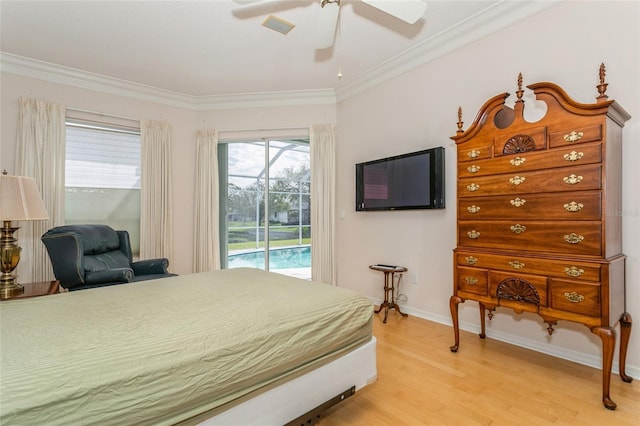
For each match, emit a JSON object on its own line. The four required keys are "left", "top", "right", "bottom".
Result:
{"left": 0, "top": 281, "right": 60, "bottom": 300}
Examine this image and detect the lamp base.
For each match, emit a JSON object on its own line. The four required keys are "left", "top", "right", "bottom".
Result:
{"left": 1, "top": 221, "right": 24, "bottom": 299}
{"left": 0, "top": 281, "right": 24, "bottom": 299}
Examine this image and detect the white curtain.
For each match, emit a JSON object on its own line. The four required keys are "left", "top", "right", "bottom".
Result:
{"left": 310, "top": 124, "right": 336, "bottom": 285}
{"left": 14, "top": 97, "right": 66, "bottom": 282}
{"left": 140, "top": 120, "right": 173, "bottom": 262}
{"left": 193, "top": 129, "right": 221, "bottom": 272}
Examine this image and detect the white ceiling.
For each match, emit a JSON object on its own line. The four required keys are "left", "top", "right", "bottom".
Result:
{"left": 0, "top": 1, "right": 556, "bottom": 102}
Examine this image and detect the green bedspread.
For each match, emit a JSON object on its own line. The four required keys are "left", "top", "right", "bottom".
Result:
{"left": 0, "top": 268, "right": 373, "bottom": 425}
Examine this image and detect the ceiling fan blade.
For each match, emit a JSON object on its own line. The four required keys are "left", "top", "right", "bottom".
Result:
{"left": 361, "top": 0, "right": 427, "bottom": 24}
{"left": 316, "top": 1, "right": 340, "bottom": 49}
{"left": 233, "top": 1, "right": 314, "bottom": 18}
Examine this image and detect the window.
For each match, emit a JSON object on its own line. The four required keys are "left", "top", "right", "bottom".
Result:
{"left": 65, "top": 120, "right": 141, "bottom": 255}
{"left": 219, "top": 139, "right": 311, "bottom": 279}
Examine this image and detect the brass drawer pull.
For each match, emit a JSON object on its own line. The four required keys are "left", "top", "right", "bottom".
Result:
{"left": 465, "top": 256, "right": 478, "bottom": 265}
{"left": 563, "top": 174, "right": 583, "bottom": 185}
{"left": 465, "top": 277, "right": 479, "bottom": 285}
{"left": 467, "top": 183, "right": 480, "bottom": 192}
{"left": 564, "top": 233, "right": 584, "bottom": 244}
{"left": 467, "top": 165, "right": 480, "bottom": 173}
{"left": 564, "top": 291, "right": 585, "bottom": 303}
{"left": 509, "top": 176, "right": 525, "bottom": 185}
{"left": 509, "top": 260, "right": 525, "bottom": 269}
{"left": 510, "top": 198, "right": 526, "bottom": 207}
{"left": 467, "top": 205, "right": 480, "bottom": 214}
{"left": 467, "top": 230, "right": 480, "bottom": 239}
{"left": 564, "top": 131, "right": 584, "bottom": 143}
{"left": 510, "top": 224, "right": 526, "bottom": 234}
{"left": 564, "top": 151, "right": 584, "bottom": 162}
{"left": 565, "top": 266, "right": 585, "bottom": 277}
{"left": 467, "top": 149, "right": 481, "bottom": 159}
{"left": 564, "top": 201, "right": 584, "bottom": 212}
{"left": 510, "top": 156, "right": 526, "bottom": 166}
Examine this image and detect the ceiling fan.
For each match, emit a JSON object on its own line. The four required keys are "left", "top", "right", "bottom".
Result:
{"left": 234, "top": 0, "right": 428, "bottom": 49}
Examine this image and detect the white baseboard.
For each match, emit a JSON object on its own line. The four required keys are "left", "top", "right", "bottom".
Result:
{"left": 371, "top": 298, "right": 639, "bottom": 380}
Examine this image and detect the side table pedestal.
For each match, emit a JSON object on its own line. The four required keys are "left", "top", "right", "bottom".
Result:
{"left": 369, "top": 265, "right": 408, "bottom": 323}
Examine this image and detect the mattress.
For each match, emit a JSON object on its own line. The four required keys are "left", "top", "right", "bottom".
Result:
{"left": 0, "top": 268, "right": 373, "bottom": 425}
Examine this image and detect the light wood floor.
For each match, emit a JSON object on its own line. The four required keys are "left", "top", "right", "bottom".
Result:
{"left": 318, "top": 312, "right": 639, "bottom": 425}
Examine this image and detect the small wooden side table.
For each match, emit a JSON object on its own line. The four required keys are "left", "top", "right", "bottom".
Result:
{"left": 369, "top": 265, "right": 408, "bottom": 323}
{"left": 0, "top": 281, "right": 60, "bottom": 300}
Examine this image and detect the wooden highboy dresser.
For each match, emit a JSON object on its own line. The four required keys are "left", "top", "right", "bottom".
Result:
{"left": 449, "top": 65, "right": 632, "bottom": 409}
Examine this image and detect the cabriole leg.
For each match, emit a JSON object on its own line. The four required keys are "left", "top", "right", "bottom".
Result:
{"left": 591, "top": 326, "right": 617, "bottom": 410}
{"left": 450, "top": 295, "right": 463, "bottom": 352}
{"left": 479, "top": 303, "right": 486, "bottom": 339}
{"left": 619, "top": 312, "right": 633, "bottom": 383}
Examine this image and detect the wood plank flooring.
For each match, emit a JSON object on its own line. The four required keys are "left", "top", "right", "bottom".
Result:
{"left": 318, "top": 313, "right": 639, "bottom": 425}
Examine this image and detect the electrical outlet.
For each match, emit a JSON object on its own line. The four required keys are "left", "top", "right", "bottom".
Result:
{"left": 410, "top": 271, "right": 418, "bottom": 285}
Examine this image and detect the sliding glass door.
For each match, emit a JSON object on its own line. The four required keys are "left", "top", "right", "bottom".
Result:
{"left": 220, "top": 139, "right": 311, "bottom": 279}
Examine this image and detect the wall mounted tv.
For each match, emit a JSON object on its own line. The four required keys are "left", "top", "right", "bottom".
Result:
{"left": 356, "top": 147, "right": 445, "bottom": 211}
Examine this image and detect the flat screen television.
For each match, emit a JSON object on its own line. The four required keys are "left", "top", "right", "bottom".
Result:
{"left": 355, "top": 147, "right": 445, "bottom": 211}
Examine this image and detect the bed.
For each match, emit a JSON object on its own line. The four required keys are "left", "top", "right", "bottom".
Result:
{"left": 0, "top": 268, "right": 376, "bottom": 425}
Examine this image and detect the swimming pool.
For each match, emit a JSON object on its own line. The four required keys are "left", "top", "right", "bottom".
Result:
{"left": 228, "top": 245, "right": 311, "bottom": 270}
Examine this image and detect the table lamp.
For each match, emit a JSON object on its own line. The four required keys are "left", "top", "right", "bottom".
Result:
{"left": 0, "top": 171, "right": 49, "bottom": 298}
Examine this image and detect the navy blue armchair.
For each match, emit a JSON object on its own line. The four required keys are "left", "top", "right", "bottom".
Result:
{"left": 42, "top": 224, "right": 175, "bottom": 291}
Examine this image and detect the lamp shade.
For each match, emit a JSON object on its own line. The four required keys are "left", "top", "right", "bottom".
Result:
{"left": 0, "top": 175, "right": 49, "bottom": 221}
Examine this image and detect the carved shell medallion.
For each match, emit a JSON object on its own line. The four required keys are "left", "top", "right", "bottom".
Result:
{"left": 496, "top": 277, "right": 540, "bottom": 306}
{"left": 503, "top": 134, "right": 536, "bottom": 154}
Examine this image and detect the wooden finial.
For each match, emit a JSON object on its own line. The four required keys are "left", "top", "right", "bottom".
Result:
{"left": 516, "top": 73, "right": 524, "bottom": 102}
{"left": 597, "top": 63, "right": 608, "bottom": 100}
{"left": 456, "top": 107, "right": 464, "bottom": 134}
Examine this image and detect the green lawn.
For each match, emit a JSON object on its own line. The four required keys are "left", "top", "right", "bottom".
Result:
{"left": 229, "top": 238, "right": 311, "bottom": 251}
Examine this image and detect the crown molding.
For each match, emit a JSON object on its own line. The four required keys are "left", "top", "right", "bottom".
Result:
{"left": 0, "top": 52, "right": 336, "bottom": 110}
{"left": 1, "top": 1, "right": 559, "bottom": 110}
{"left": 192, "top": 89, "right": 336, "bottom": 111}
{"left": 335, "top": 0, "right": 561, "bottom": 102}
{"left": 0, "top": 52, "right": 197, "bottom": 109}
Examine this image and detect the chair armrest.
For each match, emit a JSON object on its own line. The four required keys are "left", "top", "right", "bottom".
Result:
{"left": 41, "top": 233, "right": 85, "bottom": 286}
{"left": 131, "top": 258, "right": 170, "bottom": 275}
{"left": 85, "top": 268, "right": 134, "bottom": 285}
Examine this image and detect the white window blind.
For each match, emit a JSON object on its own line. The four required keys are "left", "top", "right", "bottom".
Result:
{"left": 66, "top": 123, "right": 141, "bottom": 189}
{"left": 65, "top": 120, "right": 142, "bottom": 255}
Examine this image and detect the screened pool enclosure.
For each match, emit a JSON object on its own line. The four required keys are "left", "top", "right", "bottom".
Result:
{"left": 219, "top": 139, "right": 311, "bottom": 279}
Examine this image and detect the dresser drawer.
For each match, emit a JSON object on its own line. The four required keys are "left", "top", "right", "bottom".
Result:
{"left": 549, "top": 122, "right": 603, "bottom": 149}
{"left": 549, "top": 279, "right": 601, "bottom": 317}
{"left": 458, "top": 143, "right": 602, "bottom": 178}
{"left": 458, "top": 220, "right": 602, "bottom": 256}
{"left": 455, "top": 251, "right": 602, "bottom": 281}
{"left": 489, "top": 270, "right": 549, "bottom": 307}
{"left": 459, "top": 143, "right": 493, "bottom": 162}
{"left": 456, "top": 266, "right": 488, "bottom": 296}
{"left": 457, "top": 163, "right": 601, "bottom": 197}
{"left": 458, "top": 190, "right": 601, "bottom": 220}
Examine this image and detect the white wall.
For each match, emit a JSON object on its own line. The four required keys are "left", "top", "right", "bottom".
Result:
{"left": 0, "top": 73, "right": 336, "bottom": 275}
{"left": 336, "top": 1, "right": 640, "bottom": 376}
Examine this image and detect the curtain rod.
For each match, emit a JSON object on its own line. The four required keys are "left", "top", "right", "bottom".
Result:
{"left": 219, "top": 126, "right": 309, "bottom": 131}
{"left": 218, "top": 126, "right": 309, "bottom": 134}
{"left": 66, "top": 107, "right": 140, "bottom": 123}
